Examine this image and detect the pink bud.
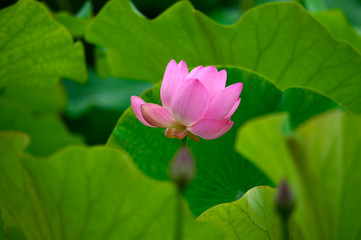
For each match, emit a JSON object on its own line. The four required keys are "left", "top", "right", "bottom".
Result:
{"left": 275, "top": 180, "right": 295, "bottom": 218}
{"left": 131, "top": 60, "right": 243, "bottom": 140}
{"left": 169, "top": 146, "right": 195, "bottom": 189}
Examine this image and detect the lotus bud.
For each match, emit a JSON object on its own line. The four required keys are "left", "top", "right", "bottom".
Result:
{"left": 275, "top": 179, "right": 295, "bottom": 219}
{"left": 169, "top": 146, "right": 196, "bottom": 190}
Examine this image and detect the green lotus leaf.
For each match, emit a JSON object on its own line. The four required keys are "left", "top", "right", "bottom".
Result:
{"left": 0, "top": 0, "right": 86, "bottom": 88}
{"left": 0, "top": 84, "right": 65, "bottom": 115}
{"left": 0, "top": 101, "right": 82, "bottom": 156}
{"left": 197, "top": 186, "right": 303, "bottom": 240}
{"left": 54, "top": 12, "right": 90, "bottom": 38}
{"left": 63, "top": 68, "right": 153, "bottom": 118}
{"left": 0, "top": 131, "right": 228, "bottom": 240}
{"left": 312, "top": 9, "right": 361, "bottom": 53}
{"left": 304, "top": 0, "right": 361, "bottom": 33}
{"left": 86, "top": 0, "right": 361, "bottom": 112}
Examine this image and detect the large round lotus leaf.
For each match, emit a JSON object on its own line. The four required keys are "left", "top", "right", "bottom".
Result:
{"left": 86, "top": 0, "right": 361, "bottom": 112}
{"left": 0, "top": 131, "right": 229, "bottom": 240}
{"left": 0, "top": 0, "right": 86, "bottom": 88}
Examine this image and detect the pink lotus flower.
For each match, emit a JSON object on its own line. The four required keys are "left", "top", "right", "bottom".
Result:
{"left": 131, "top": 60, "right": 243, "bottom": 141}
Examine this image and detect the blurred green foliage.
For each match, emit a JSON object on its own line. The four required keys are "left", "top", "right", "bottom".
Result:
{"left": 63, "top": 69, "right": 152, "bottom": 144}
{"left": 236, "top": 110, "right": 361, "bottom": 240}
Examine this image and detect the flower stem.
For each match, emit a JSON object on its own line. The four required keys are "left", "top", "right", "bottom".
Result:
{"left": 181, "top": 137, "right": 187, "bottom": 147}
{"left": 174, "top": 187, "right": 183, "bottom": 240}
{"left": 281, "top": 217, "right": 290, "bottom": 240}
{"left": 173, "top": 137, "right": 191, "bottom": 240}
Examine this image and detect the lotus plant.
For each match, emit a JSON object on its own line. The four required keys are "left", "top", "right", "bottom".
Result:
{"left": 131, "top": 60, "right": 243, "bottom": 141}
